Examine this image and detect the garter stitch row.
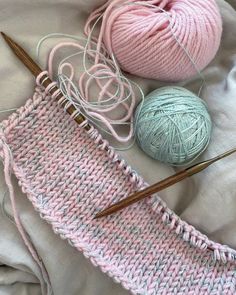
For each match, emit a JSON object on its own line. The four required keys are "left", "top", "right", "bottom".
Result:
{"left": 0, "top": 73, "right": 236, "bottom": 294}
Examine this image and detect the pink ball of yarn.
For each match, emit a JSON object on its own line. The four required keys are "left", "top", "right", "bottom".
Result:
{"left": 101, "top": 0, "right": 222, "bottom": 81}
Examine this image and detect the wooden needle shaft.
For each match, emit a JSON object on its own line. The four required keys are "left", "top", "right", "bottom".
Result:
{"left": 95, "top": 147, "right": 236, "bottom": 218}
{"left": 1, "top": 32, "right": 90, "bottom": 130}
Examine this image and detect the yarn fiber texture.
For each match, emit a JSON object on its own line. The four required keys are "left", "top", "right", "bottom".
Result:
{"left": 0, "top": 75, "right": 236, "bottom": 295}
{"left": 101, "top": 0, "right": 222, "bottom": 81}
{"left": 135, "top": 87, "right": 212, "bottom": 166}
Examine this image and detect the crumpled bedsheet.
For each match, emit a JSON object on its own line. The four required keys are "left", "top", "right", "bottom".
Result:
{"left": 0, "top": 0, "right": 236, "bottom": 294}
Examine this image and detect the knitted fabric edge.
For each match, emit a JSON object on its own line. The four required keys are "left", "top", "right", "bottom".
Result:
{"left": 0, "top": 76, "right": 235, "bottom": 294}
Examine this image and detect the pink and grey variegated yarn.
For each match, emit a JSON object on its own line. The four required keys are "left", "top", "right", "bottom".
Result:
{"left": 0, "top": 74, "right": 236, "bottom": 294}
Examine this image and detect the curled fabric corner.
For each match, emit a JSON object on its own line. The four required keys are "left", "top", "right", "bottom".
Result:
{"left": 0, "top": 129, "right": 53, "bottom": 295}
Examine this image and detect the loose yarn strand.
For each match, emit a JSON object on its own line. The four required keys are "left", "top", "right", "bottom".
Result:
{"left": 1, "top": 190, "right": 15, "bottom": 223}
{"left": 0, "top": 123, "right": 52, "bottom": 293}
{"left": 36, "top": 33, "right": 90, "bottom": 60}
{"left": 0, "top": 134, "right": 52, "bottom": 294}
{"left": 0, "top": 108, "right": 17, "bottom": 113}
{"left": 35, "top": 0, "right": 220, "bottom": 146}
{"left": 37, "top": 29, "right": 139, "bottom": 144}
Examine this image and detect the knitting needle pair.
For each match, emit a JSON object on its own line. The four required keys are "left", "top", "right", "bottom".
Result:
{"left": 2, "top": 32, "right": 236, "bottom": 221}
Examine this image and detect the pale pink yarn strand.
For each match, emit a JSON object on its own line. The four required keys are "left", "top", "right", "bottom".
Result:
{"left": 47, "top": 41, "right": 136, "bottom": 143}
{"left": 0, "top": 133, "right": 52, "bottom": 294}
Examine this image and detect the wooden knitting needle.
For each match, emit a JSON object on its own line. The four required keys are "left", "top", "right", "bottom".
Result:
{"left": 95, "top": 147, "right": 236, "bottom": 218}
{"left": 1, "top": 32, "right": 91, "bottom": 131}
{"left": 1, "top": 32, "right": 234, "bottom": 227}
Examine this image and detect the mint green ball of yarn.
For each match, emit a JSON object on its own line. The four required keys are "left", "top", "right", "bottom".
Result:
{"left": 134, "top": 87, "right": 212, "bottom": 166}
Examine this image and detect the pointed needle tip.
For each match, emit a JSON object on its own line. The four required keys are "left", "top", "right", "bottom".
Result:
{"left": 93, "top": 212, "right": 105, "bottom": 219}
{"left": 1, "top": 32, "right": 9, "bottom": 42}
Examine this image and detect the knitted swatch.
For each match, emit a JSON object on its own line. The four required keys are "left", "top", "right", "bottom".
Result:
{"left": 0, "top": 77, "right": 236, "bottom": 295}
